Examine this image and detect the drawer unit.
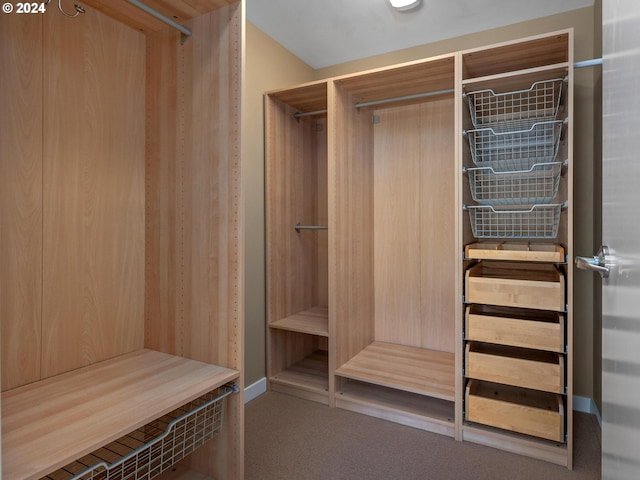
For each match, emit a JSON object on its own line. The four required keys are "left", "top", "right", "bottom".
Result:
{"left": 465, "top": 262, "right": 565, "bottom": 311}
{"left": 465, "top": 342, "right": 564, "bottom": 393}
{"left": 465, "top": 305, "right": 565, "bottom": 352}
{"left": 465, "top": 380, "right": 565, "bottom": 442}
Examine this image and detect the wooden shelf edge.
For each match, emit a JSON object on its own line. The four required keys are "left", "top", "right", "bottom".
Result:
{"left": 462, "top": 424, "right": 568, "bottom": 467}
{"left": 335, "top": 342, "right": 455, "bottom": 401}
{"left": 336, "top": 394, "right": 455, "bottom": 438}
{"left": 2, "top": 349, "right": 239, "bottom": 480}
{"left": 269, "top": 306, "right": 329, "bottom": 337}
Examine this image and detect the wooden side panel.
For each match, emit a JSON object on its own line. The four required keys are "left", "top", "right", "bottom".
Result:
{"left": 0, "top": 14, "right": 43, "bottom": 390}
{"left": 373, "top": 105, "right": 422, "bottom": 345}
{"left": 331, "top": 86, "right": 375, "bottom": 369}
{"left": 41, "top": 9, "right": 145, "bottom": 378}
{"left": 145, "top": 4, "right": 244, "bottom": 478}
{"left": 420, "top": 98, "right": 456, "bottom": 353}
{"left": 372, "top": 98, "right": 455, "bottom": 352}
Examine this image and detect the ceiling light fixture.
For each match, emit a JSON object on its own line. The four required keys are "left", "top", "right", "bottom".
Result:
{"left": 388, "top": 0, "right": 422, "bottom": 11}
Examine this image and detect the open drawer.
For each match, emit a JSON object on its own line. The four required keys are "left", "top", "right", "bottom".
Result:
{"left": 465, "top": 262, "right": 565, "bottom": 311}
{"left": 465, "top": 342, "right": 564, "bottom": 394}
{"left": 466, "top": 380, "right": 565, "bottom": 442}
{"left": 465, "top": 305, "right": 565, "bottom": 352}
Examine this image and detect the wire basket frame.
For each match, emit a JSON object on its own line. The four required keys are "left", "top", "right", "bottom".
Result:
{"left": 466, "top": 162, "right": 563, "bottom": 206}
{"left": 467, "top": 204, "right": 563, "bottom": 239}
{"left": 466, "top": 120, "right": 563, "bottom": 172}
{"left": 466, "top": 78, "right": 565, "bottom": 130}
{"left": 43, "top": 385, "right": 236, "bottom": 480}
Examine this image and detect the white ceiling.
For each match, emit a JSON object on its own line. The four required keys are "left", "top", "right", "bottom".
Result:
{"left": 246, "top": 0, "right": 594, "bottom": 69}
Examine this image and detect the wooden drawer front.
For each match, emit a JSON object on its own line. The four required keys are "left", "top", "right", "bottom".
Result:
{"left": 466, "top": 380, "right": 565, "bottom": 442}
{"left": 465, "top": 262, "right": 565, "bottom": 312}
{"left": 465, "top": 305, "right": 564, "bottom": 352}
{"left": 466, "top": 343, "right": 564, "bottom": 393}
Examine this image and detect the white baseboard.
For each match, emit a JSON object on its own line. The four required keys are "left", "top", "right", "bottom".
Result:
{"left": 574, "top": 395, "right": 602, "bottom": 426}
{"left": 245, "top": 378, "right": 603, "bottom": 426}
{"left": 244, "top": 377, "right": 267, "bottom": 404}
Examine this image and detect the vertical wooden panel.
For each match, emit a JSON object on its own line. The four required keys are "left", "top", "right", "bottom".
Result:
{"left": 420, "top": 97, "right": 456, "bottom": 353}
{"left": 41, "top": 9, "right": 145, "bottom": 377}
{"left": 331, "top": 87, "right": 375, "bottom": 369}
{"left": 0, "top": 13, "right": 43, "bottom": 390}
{"left": 373, "top": 105, "right": 423, "bottom": 345}
{"left": 145, "top": 3, "right": 244, "bottom": 478}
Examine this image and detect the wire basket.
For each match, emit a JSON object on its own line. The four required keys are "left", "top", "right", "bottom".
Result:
{"left": 466, "top": 162, "right": 563, "bottom": 206}
{"left": 466, "top": 78, "right": 565, "bottom": 130}
{"left": 467, "top": 204, "right": 563, "bottom": 239}
{"left": 44, "top": 385, "right": 236, "bottom": 480}
{"left": 466, "top": 120, "right": 563, "bottom": 172}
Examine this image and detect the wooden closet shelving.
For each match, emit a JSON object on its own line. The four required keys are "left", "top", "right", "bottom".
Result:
{"left": 266, "top": 29, "right": 573, "bottom": 468}
{"left": 266, "top": 80, "right": 330, "bottom": 404}
{"left": 1, "top": 1, "right": 244, "bottom": 479}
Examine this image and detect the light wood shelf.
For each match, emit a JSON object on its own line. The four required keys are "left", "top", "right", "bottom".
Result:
{"left": 269, "top": 306, "right": 329, "bottom": 337}
{"left": 337, "top": 379, "right": 455, "bottom": 437}
{"left": 465, "top": 242, "right": 565, "bottom": 263}
{"left": 270, "top": 350, "right": 329, "bottom": 395}
{"left": 335, "top": 342, "right": 455, "bottom": 401}
{"left": 2, "top": 349, "right": 239, "bottom": 480}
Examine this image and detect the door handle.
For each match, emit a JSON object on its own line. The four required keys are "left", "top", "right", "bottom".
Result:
{"left": 575, "top": 245, "right": 611, "bottom": 278}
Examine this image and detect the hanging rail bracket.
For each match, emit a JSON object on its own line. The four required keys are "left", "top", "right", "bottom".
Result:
{"left": 126, "top": 0, "right": 192, "bottom": 44}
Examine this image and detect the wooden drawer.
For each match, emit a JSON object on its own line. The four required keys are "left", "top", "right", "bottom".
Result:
{"left": 465, "top": 242, "right": 565, "bottom": 263}
{"left": 466, "top": 380, "right": 565, "bottom": 442}
{"left": 465, "top": 343, "right": 564, "bottom": 393}
{"left": 465, "top": 305, "right": 564, "bottom": 352}
{"left": 465, "top": 262, "right": 565, "bottom": 311}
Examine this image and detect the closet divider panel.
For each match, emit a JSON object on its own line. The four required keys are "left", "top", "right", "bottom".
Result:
{"left": 331, "top": 85, "right": 375, "bottom": 370}
{"left": 144, "top": 5, "right": 244, "bottom": 478}
{"left": 41, "top": 8, "right": 145, "bottom": 379}
{"left": 0, "top": 13, "right": 43, "bottom": 390}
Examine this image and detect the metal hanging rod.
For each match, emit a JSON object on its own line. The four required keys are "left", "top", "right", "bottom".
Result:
{"left": 295, "top": 223, "right": 328, "bottom": 231}
{"left": 294, "top": 109, "right": 328, "bottom": 119}
{"left": 355, "top": 88, "right": 455, "bottom": 109}
{"left": 291, "top": 58, "right": 602, "bottom": 117}
{"left": 574, "top": 58, "right": 603, "bottom": 69}
{"left": 126, "top": 0, "right": 192, "bottom": 43}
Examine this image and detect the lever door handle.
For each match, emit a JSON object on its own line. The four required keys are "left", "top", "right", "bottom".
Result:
{"left": 575, "top": 245, "right": 611, "bottom": 278}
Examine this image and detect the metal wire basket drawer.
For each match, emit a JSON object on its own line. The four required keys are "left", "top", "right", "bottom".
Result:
{"left": 466, "top": 120, "right": 563, "bottom": 172}
{"left": 467, "top": 204, "right": 563, "bottom": 239}
{"left": 465, "top": 78, "right": 565, "bottom": 130}
{"left": 43, "top": 384, "right": 236, "bottom": 480}
{"left": 466, "top": 162, "right": 562, "bottom": 206}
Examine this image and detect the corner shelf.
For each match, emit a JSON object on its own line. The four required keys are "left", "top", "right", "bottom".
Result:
{"left": 2, "top": 349, "right": 239, "bottom": 480}
{"left": 269, "top": 306, "right": 329, "bottom": 337}
{"left": 269, "top": 350, "right": 329, "bottom": 401}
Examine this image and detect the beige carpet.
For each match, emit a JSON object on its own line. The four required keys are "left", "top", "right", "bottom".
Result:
{"left": 245, "top": 391, "right": 601, "bottom": 480}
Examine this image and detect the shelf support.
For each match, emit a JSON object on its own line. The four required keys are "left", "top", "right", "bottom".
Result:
{"left": 126, "top": 0, "right": 192, "bottom": 44}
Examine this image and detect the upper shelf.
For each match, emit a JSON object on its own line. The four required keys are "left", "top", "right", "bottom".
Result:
{"left": 462, "top": 31, "right": 570, "bottom": 81}
{"left": 81, "top": 0, "right": 238, "bottom": 35}
{"left": 2, "top": 349, "right": 239, "bottom": 480}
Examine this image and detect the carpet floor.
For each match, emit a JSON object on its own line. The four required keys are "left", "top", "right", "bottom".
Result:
{"left": 245, "top": 391, "right": 601, "bottom": 480}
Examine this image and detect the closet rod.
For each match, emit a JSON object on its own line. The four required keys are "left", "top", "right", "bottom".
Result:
{"left": 355, "top": 88, "right": 454, "bottom": 109}
{"left": 574, "top": 58, "right": 603, "bottom": 69}
{"left": 291, "top": 59, "right": 602, "bottom": 117}
{"left": 126, "top": 0, "right": 192, "bottom": 42}
{"left": 294, "top": 109, "right": 328, "bottom": 118}
{"left": 295, "top": 223, "right": 328, "bottom": 231}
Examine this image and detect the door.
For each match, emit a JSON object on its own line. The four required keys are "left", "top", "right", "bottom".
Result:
{"left": 600, "top": 1, "right": 640, "bottom": 479}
